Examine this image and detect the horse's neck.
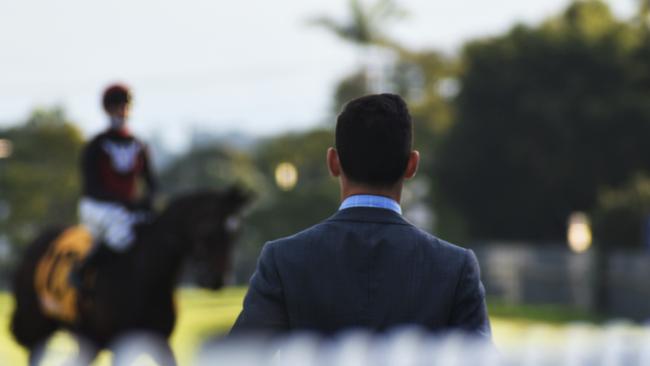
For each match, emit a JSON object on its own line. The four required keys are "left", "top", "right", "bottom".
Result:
{"left": 129, "top": 217, "right": 188, "bottom": 293}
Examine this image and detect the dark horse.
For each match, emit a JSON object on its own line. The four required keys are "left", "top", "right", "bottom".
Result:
{"left": 10, "top": 187, "right": 249, "bottom": 365}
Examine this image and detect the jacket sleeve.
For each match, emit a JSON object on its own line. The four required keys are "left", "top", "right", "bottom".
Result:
{"left": 449, "top": 249, "right": 492, "bottom": 338}
{"left": 140, "top": 143, "right": 157, "bottom": 198}
{"left": 230, "top": 242, "right": 289, "bottom": 334}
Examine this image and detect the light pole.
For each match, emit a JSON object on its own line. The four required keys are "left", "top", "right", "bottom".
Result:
{"left": 567, "top": 212, "right": 592, "bottom": 253}
{"left": 0, "top": 138, "right": 12, "bottom": 277}
{"left": 275, "top": 162, "right": 298, "bottom": 191}
{"left": 0, "top": 138, "right": 11, "bottom": 159}
{"left": 0, "top": 139, "right": 12, "bottom": 221}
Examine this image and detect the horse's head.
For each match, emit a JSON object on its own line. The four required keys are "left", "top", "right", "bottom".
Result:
{"left": 167, "top": 185, "right": 251, "bottom": 289}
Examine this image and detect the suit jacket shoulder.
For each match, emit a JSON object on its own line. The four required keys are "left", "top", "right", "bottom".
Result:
{"left": 232, "top": 207, "right": 491, "bottom": 337}
{"left": 268, "top": 210, "right": 469, "bottom": 275}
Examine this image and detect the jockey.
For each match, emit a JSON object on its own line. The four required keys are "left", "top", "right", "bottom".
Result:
{"left": 72, "top": 83, "right": 157, "bottom": 285}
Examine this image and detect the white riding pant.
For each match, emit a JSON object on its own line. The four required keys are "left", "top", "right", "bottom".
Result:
{"left": 78, "top": 198, "right": 136, "bottom": 252}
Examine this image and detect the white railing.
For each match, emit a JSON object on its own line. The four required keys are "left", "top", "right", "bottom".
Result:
{"left": 194, "top": 324, "right": 650, "bottom": 366}
{"left": 12, "top": 323, "right": 649, "bottom": 365}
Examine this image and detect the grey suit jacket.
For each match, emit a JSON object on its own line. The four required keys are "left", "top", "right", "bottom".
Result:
{"left": 231, "top": 207, "right": 491, "bottom": 337}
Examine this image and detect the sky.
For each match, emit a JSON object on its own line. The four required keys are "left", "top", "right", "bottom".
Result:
{"left": 0, "top": 0, "right": 638, "bottom": 152}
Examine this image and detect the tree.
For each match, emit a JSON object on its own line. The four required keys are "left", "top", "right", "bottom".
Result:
{"left": 637, "top": 0, "right": 650, "bottom": 29}
{"left": 310, "top": 0, "right": 405, "bottom": 48}
{"left": 0, "top": 107, "right": 84, "bottom": 249}
{"left": 247, "top": 129, "right": 339, "bottom": 243}
{"left": 160, "top": 144, "right": 264, "bottom": 196}
{"left": 592, "top": 174, "right": 650, "bottom": 249}
{"left": 436, "top": 1, "right": 650, "bottom": 243}
{"left": 311, "top": 0, "right": 406, "bottom": 94}
{"left": 332, "top": 70, "right": 370, "bottom": 114}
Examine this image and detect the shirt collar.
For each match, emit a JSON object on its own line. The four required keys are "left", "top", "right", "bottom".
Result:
{"left": 339, "top": 194, "right": 402, "bottom": 215}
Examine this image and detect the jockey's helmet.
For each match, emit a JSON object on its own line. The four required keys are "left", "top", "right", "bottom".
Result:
{"left": 102, "top": 83, "right": 132, "bottom": 112}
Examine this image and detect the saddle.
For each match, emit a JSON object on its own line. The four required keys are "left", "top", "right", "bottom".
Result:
{"left": 34, "top": 226, "right": 93, "bottom": 323}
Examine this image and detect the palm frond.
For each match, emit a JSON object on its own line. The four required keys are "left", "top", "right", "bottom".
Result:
{"left": 307, "top": 0, "right": 406, "bottom": 47}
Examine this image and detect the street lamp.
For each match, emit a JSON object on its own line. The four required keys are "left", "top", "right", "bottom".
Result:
{"left": 0, "top": 139, "right": 12, "bottom": 159}
{"left": 567, "top": 212, "right": 592, "bottom": 253}
{"left": 0, "top": 139, "right": 11, "bottom": 221}
{"left": 275, "top": 162, "right": 298, "bottom": 191}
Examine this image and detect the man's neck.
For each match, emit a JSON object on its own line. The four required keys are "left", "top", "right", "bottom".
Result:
{"left": 339, "top": 179, "right": 402, "bottom": 204}
{"left": 106, "top": 126, "right": 130, "bottom": 137}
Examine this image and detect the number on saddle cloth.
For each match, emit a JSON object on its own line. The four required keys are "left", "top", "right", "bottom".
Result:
{"left": 34, "top": 226, "right": 93, "bottom": 323}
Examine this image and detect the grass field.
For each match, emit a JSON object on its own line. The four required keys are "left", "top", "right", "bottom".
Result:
{"left": 0, "top": 288, "right": 244, "bottom": 365}
{"left": 0, "top": 288, "right": 628, "bottom": 365}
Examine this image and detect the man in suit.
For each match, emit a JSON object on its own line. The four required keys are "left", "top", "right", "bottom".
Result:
{"left": 231, "top": 94, "right": 491, "bottom": 337}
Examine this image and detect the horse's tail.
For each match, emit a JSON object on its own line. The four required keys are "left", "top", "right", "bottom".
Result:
{"left": 10, "top": 226, "right": 66, "bottom": 347}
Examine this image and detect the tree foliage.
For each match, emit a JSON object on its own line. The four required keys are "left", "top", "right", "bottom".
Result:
{"left": 592, "top": 174, "right": 650, "bottom": 248}
{"left": 0, "top": 108, "right": 84, "bottom": 248}
{"left": 247, "top": 129, "right": 339, "bottom": 243}
{"left": 313, "top": 0, "right": 408, "bottom": 96}
{"left": 435, "top": 1, "right": 650, "bottom": 243}
{"left": 332, "top": 70, "right": 370, "bottom": 114}
{"left": 309, "top": 0, "right": 406, "bottom": 47}
{"left": 160, "top": 144, "right": 264, "bottom": 196}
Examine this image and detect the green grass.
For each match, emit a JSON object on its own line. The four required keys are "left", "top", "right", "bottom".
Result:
{"left": 0, "top": 288, "right": 247, "bottom": 366}
{"left": 0, "top": 288, "right": 631, "bottom": 365}
{"left": 487, "top": 298, "right": 603, "bottom": 324}
{"left": 0, "top": 293, "right": 25, "bottom": 365}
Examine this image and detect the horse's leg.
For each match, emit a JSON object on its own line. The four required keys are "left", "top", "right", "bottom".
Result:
{"left": 11, "top": 306, "right": 57, "bottom": 366}
{"left": 110, "top": 333, "right": 176, "bottom": 366}
{"left": 152, "top": 341, "right": 177, "bottom": 366}
{"left": 28, "top": 339, "right": 48, "bottom": 366}
{"left": 11, "top": 228, "right": 66, "bottom": 365}
{"left": 61, "top": 334, "right": 100, "bottom": 366}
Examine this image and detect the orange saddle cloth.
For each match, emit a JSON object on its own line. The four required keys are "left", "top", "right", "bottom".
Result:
{"left": 34, "top": 226, "right": 93, "bottom": 323}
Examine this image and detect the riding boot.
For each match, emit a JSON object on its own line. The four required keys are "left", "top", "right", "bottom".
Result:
{"left": 70, "top": 243, "right": 116, "bottom": 290}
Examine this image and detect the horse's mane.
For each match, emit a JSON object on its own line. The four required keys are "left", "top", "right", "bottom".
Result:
{"left": 140, "top": 186, "right": 249, "bottom": 242}
{"left": 161, "top": 186, "right": 249, "bottom": 219}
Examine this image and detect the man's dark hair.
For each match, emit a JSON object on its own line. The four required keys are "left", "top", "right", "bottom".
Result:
{"left": 336, "top": 93, "right": 412, "bottom": 187}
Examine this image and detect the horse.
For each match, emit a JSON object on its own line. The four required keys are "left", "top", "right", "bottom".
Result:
{"left": 10, "top": 186, "right": 250, "bottom": 365}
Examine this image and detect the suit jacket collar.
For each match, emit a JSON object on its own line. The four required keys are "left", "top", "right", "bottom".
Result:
{"left": 327, "top": 207, "right": 413, "bottom": 226}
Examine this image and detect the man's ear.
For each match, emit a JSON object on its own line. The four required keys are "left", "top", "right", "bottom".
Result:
{"left": 404, "top": 150, "right": 420, "bottom": 180}
{"left": 327, "top": 147, "right": 341, "bottom": 177}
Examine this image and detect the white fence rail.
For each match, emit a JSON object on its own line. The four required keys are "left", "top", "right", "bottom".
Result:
{"left": 195, "top": 325, "right": 650, "bottom": 366}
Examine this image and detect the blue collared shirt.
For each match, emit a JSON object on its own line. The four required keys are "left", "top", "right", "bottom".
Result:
{"left": 339, "top": 194, "right": 402, "bottom": 215}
